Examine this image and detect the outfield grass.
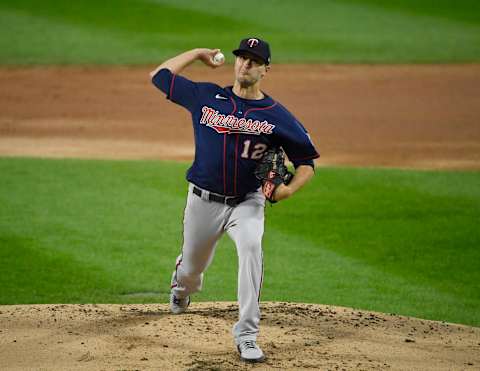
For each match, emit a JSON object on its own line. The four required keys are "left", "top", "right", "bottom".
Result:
{"left": 0, "top": 0, "right": 479, "bottom": 64}
{"left": 0, "top": 157, "right": 479, "bottom": 327}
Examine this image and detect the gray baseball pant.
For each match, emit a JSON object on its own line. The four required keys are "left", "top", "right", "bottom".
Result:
{"left": 171, "top": 183, "right": 265, "bottom": 344}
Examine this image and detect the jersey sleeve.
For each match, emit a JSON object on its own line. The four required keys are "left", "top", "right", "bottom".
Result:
{"left": 275, "top": 108, "right": 319, "bottom": 169}
{"left": 151, "top": 68, "right": 199, "bottom": 113}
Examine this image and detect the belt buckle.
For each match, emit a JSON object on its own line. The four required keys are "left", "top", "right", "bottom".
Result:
{"left": 200, "top": 189, "right": 210, "bottom": 202}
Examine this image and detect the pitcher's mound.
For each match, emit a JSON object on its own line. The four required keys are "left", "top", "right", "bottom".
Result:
{"left": 1, "top": 302, "right": 478, "bottom": 370}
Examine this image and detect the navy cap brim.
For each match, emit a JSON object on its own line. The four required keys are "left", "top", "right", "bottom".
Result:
{"left": 232, "top": 49, "right": 269, "bottom": 65}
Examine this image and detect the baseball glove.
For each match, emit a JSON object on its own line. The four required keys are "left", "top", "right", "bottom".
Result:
{"left": 254, "top": 147, "right": 293, "bottom": 203}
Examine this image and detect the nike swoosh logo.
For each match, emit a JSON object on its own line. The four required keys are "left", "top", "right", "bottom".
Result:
{"left": 215, "top": 94, "right": 228, "bottom": 100}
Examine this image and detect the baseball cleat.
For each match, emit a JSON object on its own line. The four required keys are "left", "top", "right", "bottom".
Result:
{"left": 237, "top": 340, "right": 265, "bottom": 363}
{"left": 169, "top": 294, "right": 190, "bottom": 314}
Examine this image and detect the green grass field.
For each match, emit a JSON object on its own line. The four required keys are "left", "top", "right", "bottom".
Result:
{"left": 1, "top": 0, "right": 479, "bottom": 330}
{"left": 1, "top": 0, "right": 479, "bottom": 64}
{"left": 1, "top": 158, "right": 479, "bottom": 327}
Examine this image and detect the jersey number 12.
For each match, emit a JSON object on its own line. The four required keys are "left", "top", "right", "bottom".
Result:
{"left": 241, "top": 140, "right": 268, "bottom": 160}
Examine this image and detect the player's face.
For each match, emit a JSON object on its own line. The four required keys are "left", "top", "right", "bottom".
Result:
{"left": 234, "top": 53, "right": 269, "bottom": 87}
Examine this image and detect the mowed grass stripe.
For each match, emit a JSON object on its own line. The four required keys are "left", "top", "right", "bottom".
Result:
{"left": 260, "top": 230, "right": 479, "bottom": 326}
{"left": 0, "top": 235, "right": 118, "bottom": 303}
{"left": 0, "top": 159, "right": 187, "bottom": 303}
{"left": 0, "top": 158, "right": 479, "bottom": 326}
{"left": 0, "top": 0, "right": 479, "bottom": 64}
{"left": 343, "top": 0, "right": 480, "bottom": 25}
{"left": 271, "top": 168, "right": 480, "bottom": 299}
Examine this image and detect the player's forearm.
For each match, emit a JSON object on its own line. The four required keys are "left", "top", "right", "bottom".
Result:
{"left": 289, "top": 165, "right": 315, "bottom": 193}
{"left": 149, "top": 49, "right": 202, "bottom": 77}
{"left": 274, "top": 165, "right": 315, "bottom": 201}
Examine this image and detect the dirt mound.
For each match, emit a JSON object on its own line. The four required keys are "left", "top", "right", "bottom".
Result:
{"left": 1, "top": 65, "right": 480, "bottom": 169}
{"left": 1, "top": 302, "right": 478, "bottom": 370}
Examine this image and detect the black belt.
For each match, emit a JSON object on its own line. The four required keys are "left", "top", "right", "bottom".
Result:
{"left": 193, "top": 186, "right": 245, "bottom": 207}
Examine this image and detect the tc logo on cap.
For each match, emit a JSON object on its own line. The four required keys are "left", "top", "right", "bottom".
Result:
{"left": 247, "top": 38, "right": 259, "bottom": 48}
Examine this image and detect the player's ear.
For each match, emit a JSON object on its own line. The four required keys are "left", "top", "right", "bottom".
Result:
{"left": 261, "top": 65, "right": 270, "bottom": 79}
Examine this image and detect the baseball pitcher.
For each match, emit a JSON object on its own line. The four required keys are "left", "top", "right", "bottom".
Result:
{"left": 150, "top": 37, "right": 319, "bottom": 363}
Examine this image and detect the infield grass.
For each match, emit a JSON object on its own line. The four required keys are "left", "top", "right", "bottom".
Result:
{"left": 0, "top": 0, "right": 479, "bottom": 64}
{"left": 1, "top": 157, "right": 479, "bottom": 327}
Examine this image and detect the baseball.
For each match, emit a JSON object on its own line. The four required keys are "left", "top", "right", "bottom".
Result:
{"left": 213, "top": 52, "right": 225, "bottom": 64}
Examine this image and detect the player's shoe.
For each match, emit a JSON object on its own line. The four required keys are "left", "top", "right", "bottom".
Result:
{"left": 237, "top": 340, "right": 265, "bottom": 363}
{"left": 169, "top": 294, "right": 190, "bottom": 314}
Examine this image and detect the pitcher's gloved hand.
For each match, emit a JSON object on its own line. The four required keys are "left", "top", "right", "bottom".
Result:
{"left": 254, "top": 147, "right": 293, "bottom": 203}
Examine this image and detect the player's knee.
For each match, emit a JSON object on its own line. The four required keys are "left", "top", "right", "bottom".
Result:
{"left": 237, "top": 238, "right": 262, "bottom": 256}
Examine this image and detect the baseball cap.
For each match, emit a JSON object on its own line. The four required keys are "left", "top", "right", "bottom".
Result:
{"left": 232, "top": 37, "right": 271, "bottom": 65}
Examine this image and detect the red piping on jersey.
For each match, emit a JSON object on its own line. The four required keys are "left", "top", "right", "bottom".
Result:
{"left": 223, "top": 134, "right": 227, "bottom": 194}
{"left": 172, "top": 195, "right": 189, "bottom": 289}
{"left": 223, "top": 97, "right": 237, "bottom": 196}
{"left": 171, "top": 256, "right": 182, "bottom": 288}
{"left": 175, "top": 258, "right": 182, "bottom": 269}
{"left": 258, "top": 250, "right": 264, "bottom": 303}
{"left": 242, "top": 101, "right": 277, "bottom": 118}
{"left": 234, "top": 134, "right": 239, "bottom": 195}
{"left": 169, "top": 74, "right": 176, "bottom": 100}
{"left": 229, "top": 97, "right": 237, "bottom": 114}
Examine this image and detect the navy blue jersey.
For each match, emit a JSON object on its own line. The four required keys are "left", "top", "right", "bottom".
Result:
{"left": 152, "top": 68, "right": 319, "bottom": 196}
